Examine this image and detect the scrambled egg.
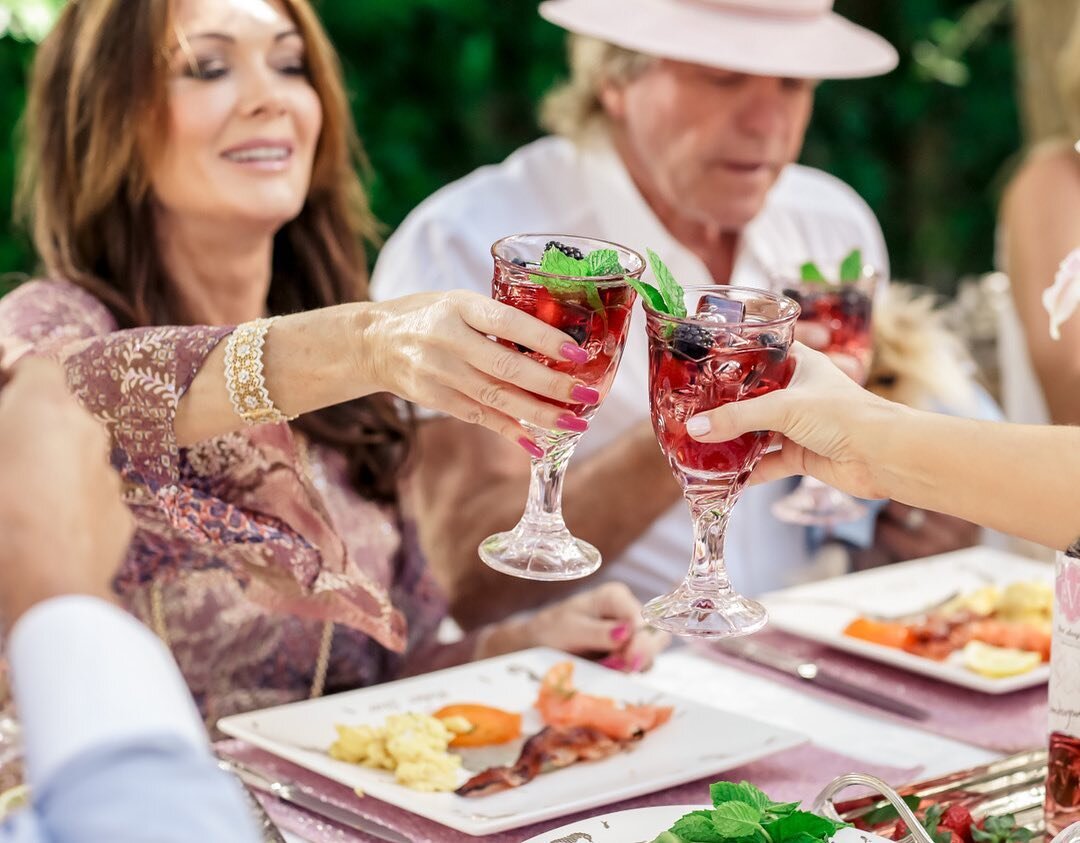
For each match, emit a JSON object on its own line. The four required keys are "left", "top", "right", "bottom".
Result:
{"left": 328, "top": 712, "right": 469, "bottom": 792}
{"left": 998, "top": 581, "right": 1053, "bottom": 628}
{"left": 941, "top": 580, "right": 1052, "bottom": 629}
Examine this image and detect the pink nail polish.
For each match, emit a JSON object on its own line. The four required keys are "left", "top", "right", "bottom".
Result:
{"left": 518, "top": 437, "right": 545, "bottom": 459}
{"left": 630, "top": 654, "right": 646, "bottom": 672}
{"left": 611, "top": 622, "right": 631, "bottom": 643}
{"left": 557, "top": 414, "right": 589, "bottom": 433}
{"left": 600, "top": 656, "right": 626, "bottom": 671}
{"left": 560, "top": 342, "right": 589, "bottom": 364}
{"left": 570, "top": 384, "right": 601, "bottom": 404}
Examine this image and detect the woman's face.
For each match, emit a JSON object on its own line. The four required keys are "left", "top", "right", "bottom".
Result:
{"left": 151, "top": 0, "right": 322, "bottom": 230}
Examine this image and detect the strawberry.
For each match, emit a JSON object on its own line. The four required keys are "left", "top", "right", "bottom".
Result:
{"left": 939, "top": 805, "right": 975, "bottom": 843}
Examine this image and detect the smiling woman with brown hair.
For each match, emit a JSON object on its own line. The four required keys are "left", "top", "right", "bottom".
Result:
{"left": 0, "top": 0, "right": 668, "bottom": 726}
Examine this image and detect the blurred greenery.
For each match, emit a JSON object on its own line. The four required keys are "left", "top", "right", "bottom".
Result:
{"left": 0, "top": 0, "right": 1021, "bottom": 298}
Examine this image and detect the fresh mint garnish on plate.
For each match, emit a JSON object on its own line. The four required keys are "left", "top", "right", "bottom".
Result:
{"left": 800, "top": 248, "right": 864, "bottom": 286}
{"left": 528, "top": 242, "right": 624, "bottom": 314}
{"left": 623, "top": 249, "right": 688, "bottom": 318}
{"left": 650, "top": 780, "right": 848, "bottom": 843}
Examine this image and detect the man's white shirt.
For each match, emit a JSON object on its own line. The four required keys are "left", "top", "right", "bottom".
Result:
{"left": 372, "top": 132, "right": 889, "bottom": 598}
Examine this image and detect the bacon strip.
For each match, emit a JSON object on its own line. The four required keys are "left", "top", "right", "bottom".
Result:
{"left": 455, "top": 725, "right": 630, "bottom": 798}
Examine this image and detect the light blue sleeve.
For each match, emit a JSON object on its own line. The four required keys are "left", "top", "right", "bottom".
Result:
{"left": 0, "top": 736, "right": 259, "bottom": 843}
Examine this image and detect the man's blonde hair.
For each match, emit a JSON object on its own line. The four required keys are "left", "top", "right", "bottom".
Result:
{"left": 540, "top": 35, "right": 655, "bottom": 139}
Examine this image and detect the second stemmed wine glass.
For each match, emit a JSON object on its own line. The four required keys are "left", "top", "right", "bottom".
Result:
{"left": 478, "top": 234, "right": 645, "bottom": 581}
{"left": 645, "top": 286, "right": 799, "bottom": 637}
{"left": 770, "top": 271, "right": 879, "bottom": 526}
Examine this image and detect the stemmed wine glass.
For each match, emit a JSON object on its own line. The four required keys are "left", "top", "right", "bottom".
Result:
{"left": 770, "top": 271, "right": 879, "bottom": 526}
{"left": 644, "top": 286, "right": 799, "bottom": 636}
{"left": 478, "top": 234, "right": 645, "bottom": 580}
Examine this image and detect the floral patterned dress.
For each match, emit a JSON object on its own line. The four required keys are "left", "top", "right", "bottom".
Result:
{"left": 0, "top": 280, "right": 471, "bottom": 727}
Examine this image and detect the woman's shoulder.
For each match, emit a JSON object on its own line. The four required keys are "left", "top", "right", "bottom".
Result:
{"left": 0, "top": 278, "right": 118, "bottom": 352}
{"left": 1004, "top": 140, "right": 1080, "bottom": 211}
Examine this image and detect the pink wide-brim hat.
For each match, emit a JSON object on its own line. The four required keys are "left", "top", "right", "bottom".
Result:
{"left": 538, "top": 0, "right": 899, "bottom": 79}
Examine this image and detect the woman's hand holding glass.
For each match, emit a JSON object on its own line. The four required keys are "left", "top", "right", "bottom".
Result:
{"left": 357, "top": 290, "right": 590, "bottom": 450}
{"left": 686, "top": 343, "right": 895, "bottom": 499}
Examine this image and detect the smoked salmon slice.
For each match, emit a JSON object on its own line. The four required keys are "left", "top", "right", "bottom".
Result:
{"left": 535, "top": 661, "right": 674, "bottom": 741}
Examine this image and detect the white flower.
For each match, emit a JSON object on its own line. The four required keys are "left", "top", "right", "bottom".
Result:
{"left": 1043, "top": 247, "right": 1080, "bottom": 340}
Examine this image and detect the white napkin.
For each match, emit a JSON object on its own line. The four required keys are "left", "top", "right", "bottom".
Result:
{"left": 1043, "top": 247, "right": 1080, "bottom": 340}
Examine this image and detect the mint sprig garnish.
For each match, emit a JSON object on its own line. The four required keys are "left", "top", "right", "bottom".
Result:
{"left": 623, "top": 249, "right": 688, "bottom": 317}
{"left": 971, "top": 814, "right": 1033, "bottom": 843}
{"left": 800, "top": 248, "right": 864, "bottom": 286}
{"left": 651, "top": 780, "right": 848, "bottom": 843}
{"left": 529, "top": 244, "right": 623, "bottom": 314}
{"left": 648, "top": 248, "right": 688, "bottom": 318}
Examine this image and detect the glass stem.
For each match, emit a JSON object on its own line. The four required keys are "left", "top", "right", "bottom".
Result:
{"left": 683, "top": 481, "right": 741, "bottom": 594}
{"left": 518, "top": 428, "right": 583, "bottom": 536}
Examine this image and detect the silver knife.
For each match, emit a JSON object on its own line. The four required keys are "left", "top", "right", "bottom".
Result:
{"left": 218, "top": 758, "right": 412, "bottom": 843}
{"left": 714, "top": 638, "right": 930, "bottom": 721}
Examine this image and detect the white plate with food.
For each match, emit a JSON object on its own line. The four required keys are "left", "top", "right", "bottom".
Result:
{"left": 761, "top": 547, "right": 1053, "bottom": 694}
{"left": 217, "top": 647, "right": 805, "bottom": 836}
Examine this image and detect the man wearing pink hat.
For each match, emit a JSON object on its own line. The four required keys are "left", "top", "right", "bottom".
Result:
{"left": 373, "top": 0, "right": 981, "bottom": 629}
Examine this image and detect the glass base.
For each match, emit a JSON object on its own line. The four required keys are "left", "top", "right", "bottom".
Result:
{"left": 479, "top": 529, "right": 601, "bottom": 581}
{"left": 771, "top": 480, "right": 867, "bottom": 527}
{"left": 642, "top": 582, "right": 768, "bottom": 638}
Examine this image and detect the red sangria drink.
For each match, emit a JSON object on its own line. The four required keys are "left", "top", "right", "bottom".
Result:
{"left": 771, "top": 266, "right": 879, "bottom": 527}
{"left": 781, "top": 275, "right": 876, "bottom": 373}
{"left": 479, "top": 234, "right": 644, "bottom": 581}
{"left": 492, "top": 273, "right": 636, "bottom": 418}
{"left": 645, "top": 286, "right": 799, "bottom": 637}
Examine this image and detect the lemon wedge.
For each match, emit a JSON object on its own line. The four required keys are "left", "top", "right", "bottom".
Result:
{"left": 962, "top": 640, "right": 1041, "bottom": 678}
{"left": 0, "top": 784, "right": 29, "bottom": 821}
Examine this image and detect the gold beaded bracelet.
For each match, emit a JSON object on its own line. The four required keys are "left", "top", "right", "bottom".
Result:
{"left": 223, "top": 317, "right": 297, "bottom": 425}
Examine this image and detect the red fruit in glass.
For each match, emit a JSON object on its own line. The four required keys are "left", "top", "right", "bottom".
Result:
{"left": 492, "top": 276, "right": 636, "bottom": 417}
{"left": 479, "top": 234, "right": 645, "bottom": 582}
{"left": 771, "top": 272, "right": 878, "bottom": 527}
{"left": 643, "top": 286, "right": 799, "bottom": 637}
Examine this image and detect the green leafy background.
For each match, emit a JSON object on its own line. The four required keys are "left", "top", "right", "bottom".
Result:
{"left": 0, "top": 0, "right": 1021, "bottom": 299}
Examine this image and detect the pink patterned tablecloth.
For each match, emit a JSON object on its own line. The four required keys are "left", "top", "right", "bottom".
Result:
{"left": 695, "top": 630, "right": 1047, "bottom": 753}
{"left": 216, "top": 739, "right": 921, "bottom": 843}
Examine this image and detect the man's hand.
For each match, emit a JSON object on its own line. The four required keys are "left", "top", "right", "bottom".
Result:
{"left": 0, "top": 359, "right": 133, "bottom": 628}
{"left": 853, "top": 501, "right": 980, "bottom": 570}
{"left": 794, "top": 322, "right": 868, "bottom": 382}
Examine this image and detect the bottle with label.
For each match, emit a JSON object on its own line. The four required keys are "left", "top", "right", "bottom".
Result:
{"left": 1047, "top": 550, "right": 1080, "bottom": 836}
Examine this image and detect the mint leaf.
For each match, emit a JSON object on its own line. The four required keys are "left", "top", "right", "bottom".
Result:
{"left": 839, "top": 248, "right": 863, "bottom": 283}
{"left": 647, "top": 248, "right": 687, "bottom": 318}
{"left": 672, "top": 811, "right": 726, "bottom": 843}
{"left": 585, "top": 249, "right": 624, "bottom": 277}
{"left": 625, "top": 274, "right": 670, "bottom": 314}
{"left": 764, "top": 811, "right": 841, "bottom": 842}
{"left": 971, "top": 815, "right": 1033, "bottom": 843}
{"left": 800, "top": 261, "right": 827, "bottom": 283}
{"left": 711, "top": 782, "right": 771, "bottom": 812}
{"left": 764, "top": 801, "right": 801, "bottom": 820}
{"left": 529, "top": 246, "right": 617, "bottom": 316}
{"left": 860, "top": 795, "right": 922, "bottom": 826}
{"left": 784, "top": 833, "right": 825, "bottom": 843}
{"left": 710, "top": 802, "right": 764, "bottom": 837}
{"left": 540, "top": 248, "right": 588, "bottom": 276}
{"left": 651, "top": 832, "right": 692, "bottom": 843}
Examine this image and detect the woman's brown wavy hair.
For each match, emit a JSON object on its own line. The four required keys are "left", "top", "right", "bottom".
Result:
{"left": 18, "top": 0, "right": 413, "bottom": 503}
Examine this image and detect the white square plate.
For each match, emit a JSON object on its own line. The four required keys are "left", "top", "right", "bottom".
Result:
{"left": 217, "top": 647, "right": 806, "bottom": 836}
{"left": 761, "top": 547, "right": 1053, "bottom": 694}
